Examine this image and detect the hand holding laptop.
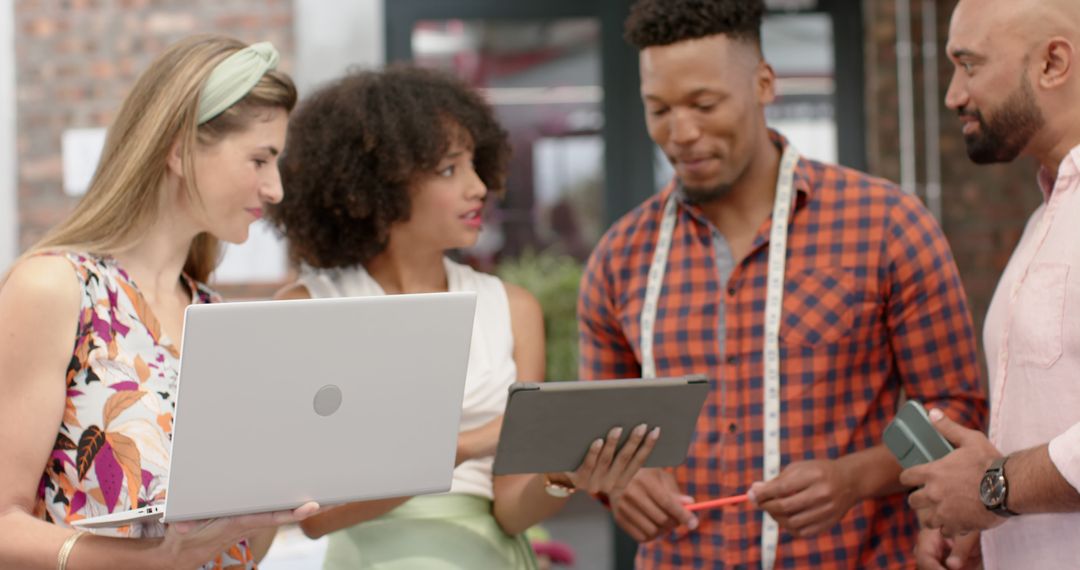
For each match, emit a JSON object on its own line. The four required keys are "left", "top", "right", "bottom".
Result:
{"left": 158, "top": 501, "right": 320, "bottom": 565}
{"left": 75, "top": 293, "right": 477, "bottom": 531}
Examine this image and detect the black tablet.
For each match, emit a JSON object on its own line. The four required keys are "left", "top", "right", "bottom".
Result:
{"left": 492, "top": 375, "right": 709, "bottom": 475}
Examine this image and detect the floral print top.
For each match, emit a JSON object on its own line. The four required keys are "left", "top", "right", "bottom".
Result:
{"left": 32, "top": 252, "right": 254, "bottom": 569}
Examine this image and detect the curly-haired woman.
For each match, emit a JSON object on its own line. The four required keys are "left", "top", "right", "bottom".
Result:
{"left": 268, "top": 65, "right": 659, "bottom": 569}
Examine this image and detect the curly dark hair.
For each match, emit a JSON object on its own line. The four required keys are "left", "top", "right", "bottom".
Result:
{"left": 268, "top": 65, "right": 510, "bottom": 269}
{"left": 624, "top": 0, "right": 764, "bottom": 50}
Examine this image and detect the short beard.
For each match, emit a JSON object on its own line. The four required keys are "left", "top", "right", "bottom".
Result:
{"left": 963, "top": 73, "right": 1045, "bottom": 164}
{"left": 677, "top": 179, "right": 734, "bottom": 204}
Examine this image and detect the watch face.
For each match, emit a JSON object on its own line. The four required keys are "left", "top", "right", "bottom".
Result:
{"left": 980, "top": 472, "right": 1005, "bottom": 506}
{"left": 544, "top": 483, "right": 572, "bottom": 499}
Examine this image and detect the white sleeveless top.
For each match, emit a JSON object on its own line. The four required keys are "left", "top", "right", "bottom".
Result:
{"left": 298, "top": 258, "right": 517, "bottom": 499}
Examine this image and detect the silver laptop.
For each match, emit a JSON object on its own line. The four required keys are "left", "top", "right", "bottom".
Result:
{"left": 74, "top": 292, "right": 476, "bottom": 528}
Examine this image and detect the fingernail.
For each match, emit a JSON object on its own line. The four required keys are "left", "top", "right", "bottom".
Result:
{"left": 688, "top": 516, "right": 699, "bottom": 530}
{"left": 591, "top": 438, "right": 604, "bottom": 449}
{"left": 747, "top": 489, "right": 757, "bottom": 503}
{"left": 649, "top": 427, "right": 661, "bottom": 439}
{"left": 608, "top": 427, "right": 623, "bottom": 439}
{"left": 929, "top": 408, "right": 944, "bottom": 421}
{"left": 633, "top": 424, "right": 648, "bottom": 436}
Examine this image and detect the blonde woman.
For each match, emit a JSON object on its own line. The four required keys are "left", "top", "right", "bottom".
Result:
{"left": 0, "top": 35, "right": 316, "bottom": 569}
{"left": 269, "top": 66, "right": 659, "bottom": 569}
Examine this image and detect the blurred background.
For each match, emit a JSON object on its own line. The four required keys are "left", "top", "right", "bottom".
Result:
{"left": 0, "top": 0, "right": 1041, "bottom": 567}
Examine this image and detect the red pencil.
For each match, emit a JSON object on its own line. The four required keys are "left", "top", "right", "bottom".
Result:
{"left": 686, "top": 493, "right": 750, "bottom": 512}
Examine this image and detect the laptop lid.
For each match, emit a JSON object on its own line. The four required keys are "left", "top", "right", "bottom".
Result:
{"left": 160, "top": 292, "right": 476, "bottom": 523}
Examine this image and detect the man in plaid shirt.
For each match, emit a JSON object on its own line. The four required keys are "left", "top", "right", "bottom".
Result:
{"left": 577, "top": 0, "right": 987, "bottom": 567}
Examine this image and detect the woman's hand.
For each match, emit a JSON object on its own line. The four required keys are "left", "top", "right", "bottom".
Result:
{"left": 550, "top": 424, "right": 660, "bottom": 497}
{"left": 158, "top": 502, "right": 319, "bottom": 569}
{"left": 490, "top": 425, "right": 660, "bottom": 535}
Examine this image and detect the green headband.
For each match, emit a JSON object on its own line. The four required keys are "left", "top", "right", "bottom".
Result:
{"left": 197, "top": 41, "right": 280, "bottom": 124}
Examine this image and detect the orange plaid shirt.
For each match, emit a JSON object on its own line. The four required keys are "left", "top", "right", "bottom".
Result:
{"left": 578, "top": 134, "right": 986, "bottom": 568}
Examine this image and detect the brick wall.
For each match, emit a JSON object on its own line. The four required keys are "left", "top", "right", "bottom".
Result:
{"left": 863, "top": 0, "right": 1040, "bottom": 376}
{"left": 14, "top": 0, "right": 294, "bottom": 297}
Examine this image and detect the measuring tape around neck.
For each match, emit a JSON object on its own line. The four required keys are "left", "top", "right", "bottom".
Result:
{"left": 639, "top": 144, "right": 800, "bottom": 570}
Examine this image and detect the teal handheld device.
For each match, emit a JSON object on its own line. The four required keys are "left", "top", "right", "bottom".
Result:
{"left": 883, "top": 400, "right": 954, "bottom": 469}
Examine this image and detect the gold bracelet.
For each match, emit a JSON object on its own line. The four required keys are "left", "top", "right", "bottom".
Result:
{"left": 57, "top": 531, "right": 87, "bottom": 570}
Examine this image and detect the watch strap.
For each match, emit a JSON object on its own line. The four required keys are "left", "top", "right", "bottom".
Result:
{"left": 985, "top": 455, "right": 1019, "bottom": 517}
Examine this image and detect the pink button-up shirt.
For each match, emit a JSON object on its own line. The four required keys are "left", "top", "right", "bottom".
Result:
{"left": 981, "top": 143, "right": 1080, "bottom": 569}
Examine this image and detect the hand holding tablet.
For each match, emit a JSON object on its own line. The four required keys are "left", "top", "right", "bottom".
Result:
{"left": 493, "top": 375, "right": 709, "bottom": 476}
{"left": 543, "top": 422, "right": 662, "bottom": 497}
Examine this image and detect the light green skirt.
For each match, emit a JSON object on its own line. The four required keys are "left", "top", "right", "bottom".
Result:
{"left": 322, "top": 494, "right": 540, "bottom": 570}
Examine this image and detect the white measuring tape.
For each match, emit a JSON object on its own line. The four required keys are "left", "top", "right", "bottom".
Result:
{"left": 639, "top": 144, "right": 800, "bottom": 570}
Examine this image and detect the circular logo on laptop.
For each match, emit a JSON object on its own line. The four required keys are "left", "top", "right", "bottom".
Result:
{"left": 313, "top": 384, "right": 343, "bottom": 416}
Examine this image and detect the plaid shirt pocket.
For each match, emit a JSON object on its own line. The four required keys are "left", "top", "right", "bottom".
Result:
{"left": 780, "top": 267, "right": 856, "bottom": 347}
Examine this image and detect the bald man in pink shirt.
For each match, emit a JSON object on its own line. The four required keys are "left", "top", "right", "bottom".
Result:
{"left": 899, "top": 0, "right": 1080, "bottom": 568}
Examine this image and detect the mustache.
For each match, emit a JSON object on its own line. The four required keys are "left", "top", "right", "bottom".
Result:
{"left": 957, "top": 107, "right": 981, "bottom": 121}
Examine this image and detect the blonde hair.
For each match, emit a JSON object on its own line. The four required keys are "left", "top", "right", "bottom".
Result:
{"left": 17, "top": 34, "right": 296, "bottom": 283}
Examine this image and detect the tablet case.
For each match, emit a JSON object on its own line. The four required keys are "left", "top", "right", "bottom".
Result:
{"left": 883, "top": 400, "right": 954, "bottom": 469}
{"left": 492, "top": 375, "right": 709, "bottom": 475}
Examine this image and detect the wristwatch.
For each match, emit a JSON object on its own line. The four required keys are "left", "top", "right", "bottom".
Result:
{"left": 980, "top": 455, "right": 1018, "bottom": 517}
{"left": 543, "top": 474, "right": 576, "bottom": 498}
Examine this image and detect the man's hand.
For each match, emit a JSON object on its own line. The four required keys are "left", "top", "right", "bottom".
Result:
{"left": 900, "top": 409, "right": 1004, "bottom": 536}
{"left": 609, "top": 467, "right": 697, "bottom": 542}
{"left": 749, "top": 458, "right": 859, "bottom": 537}
{"left": 914, "top": 527, "right": 981, "bottom": 570}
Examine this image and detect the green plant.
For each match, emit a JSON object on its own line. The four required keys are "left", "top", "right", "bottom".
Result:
{"left": 496, "top": 250, "right": 584, "bottom": 381}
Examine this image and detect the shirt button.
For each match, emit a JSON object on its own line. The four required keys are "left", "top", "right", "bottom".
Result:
{"left": 726, "top": 354, "right": 738, "bottom": 364}
{"left": 728, "top": 423, "right": 738, "bottom": 434}
{"left": 727, "top": 287, "right": 736, "bottom": 296}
